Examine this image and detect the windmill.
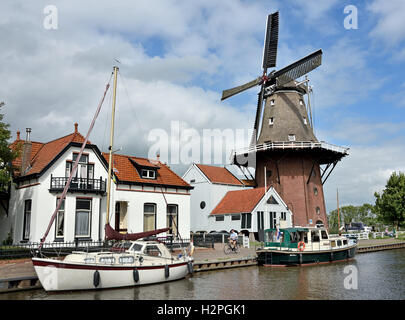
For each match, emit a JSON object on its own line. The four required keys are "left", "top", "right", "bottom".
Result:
{"left": 222, "top": 12, "right": 349, "bottom": 230}
{"left": 221, "top": 11, "right": 322, "bottom": 145}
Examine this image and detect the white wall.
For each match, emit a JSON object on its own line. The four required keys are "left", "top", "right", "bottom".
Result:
{"left": 182, "top": 164, "right": 249, "bottom": 233}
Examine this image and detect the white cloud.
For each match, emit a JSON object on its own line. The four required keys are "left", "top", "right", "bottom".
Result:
{"left": 368, "top": 0, "right": 405, "bottom": 46}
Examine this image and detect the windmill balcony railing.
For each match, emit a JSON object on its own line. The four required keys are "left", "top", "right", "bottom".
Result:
{"left": 231, "top": 141, "right": 349, "bottom": 158}
{"left": 50, "top": 175, "right": 106, "bottom": 194}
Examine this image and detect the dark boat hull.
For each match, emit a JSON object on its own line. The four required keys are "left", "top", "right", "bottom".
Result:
{"left": 257, "top": 245, "right": 357, "bottom": 266}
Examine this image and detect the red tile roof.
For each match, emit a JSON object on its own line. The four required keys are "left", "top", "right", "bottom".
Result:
{"left": 210, "top": 187, "right": 267, "bottom": 215}
{"left": 103, "top": 153, "right": 191, "bottom": 188}
{"left": 10, "top": 126, "right": 89, "bottom": 177}
{"left": 196, "top": 164, "right": 243, "bottom": 186}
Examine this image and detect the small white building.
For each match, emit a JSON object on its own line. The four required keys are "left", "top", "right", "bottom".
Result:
{"left": 0, "top": 125, "right": 192, "bottom": 244}
{"left": 209, "top": 186, "right": 293, "bottom": 240}
{"left": 182, "top": 163, "right": 252, "bottom": 233}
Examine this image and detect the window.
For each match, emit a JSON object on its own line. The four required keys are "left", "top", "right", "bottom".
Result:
{"left": 144, "top": 203, "right": 156, "bottom": 232}
{"left": 267, "top": 195, "right": 278, "bottom": 205}
{"left": 231, "top": 214, "right": 240, "bottom": 221}
{"left": 190, "top": 179, "right": 195, "bottom": 183}
{"left": 200, "top": 201, "right": 206, "bottom": 209}
{"left": 269, "top": 212, "right": 277, "bottom": 229}
{"left": 167, "top": 204, "right": 178, "bottom": 235}
{"left": 321, "top": 230, "right": 328, "bottom": 239}
{"left": 257, "top": 211, "right": 264, "bottom": 230}
{"left": 215, "top": 215, "right": 224, "bottom": 222}
{"left": 311, "top": 231, "right": 320, "bottom": 242}
{"left": 299, "top": 100, "right": 304, "bottom": 106}
{"left": 241, "top": 213, "right": 252, "bottom": 229}
{"left": 316, "top": 207, "right": 321, "bottom": 215}
{"left": 288, "top": 134, "right": 296, "bottom": 141}
{"left": 280, "top": 212, "right": 287, "bottom": 221}
{"left": 303, "top": 117, "right": 307, "bottom": 125}
{"left": 23, "top": 200, "right": 32, "bottom": 240}
{"left": 141, "top": 169, "right": 156, "bottom": 179}
{"left": 337, "top": 240, "right": 342, "bottom": 246}
{"left": 145, "top": 245, "right": 162, "bottom": 257}
{"left": 99, "top": 256, "right": 115, "bottom": 264}
{"left": 55, "top": 198, "right": 65, "bottom": 238}
{"left": 75, "top": 199, "right": 91, "bottom": 238}
{"left": 119, "top": 256, "right": 135, "bottom": 264}
{"left": 314, "top": 187, "right": 318, "bottom": 195}
{"left": 270, "top": 99, "right": 275, "bottom": 106}
{"left": 269, "top": 117, "right": 274, "bottom": 125}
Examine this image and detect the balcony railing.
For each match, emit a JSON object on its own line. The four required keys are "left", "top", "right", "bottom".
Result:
{"left": 50, "top": 175, "right": 106, "bottom": 194}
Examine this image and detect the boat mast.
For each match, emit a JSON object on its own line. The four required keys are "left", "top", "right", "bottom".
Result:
{"left": 105, "top": 66, "right": 119, "bottom": 228}
{"left": 337, "top": 187, "right": 341, "bottom": 235}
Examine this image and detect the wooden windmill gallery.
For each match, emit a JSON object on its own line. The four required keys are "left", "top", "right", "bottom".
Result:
{"left": 221, "top": 12, "right": 349, "bottom": 231}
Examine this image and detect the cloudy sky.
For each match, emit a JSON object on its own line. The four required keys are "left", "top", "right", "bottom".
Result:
{"left": 1, "top": 0, "right": 405, "bottom": 212}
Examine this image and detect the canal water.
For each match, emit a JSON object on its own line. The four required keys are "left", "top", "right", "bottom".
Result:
{"left": 1, "top": 249, "right": 404, "bottom": 300}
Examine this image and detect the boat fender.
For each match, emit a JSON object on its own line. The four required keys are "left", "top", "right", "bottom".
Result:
{"left": 299, "top": 253, "right": 303, "bottom": 265}
{"left": 330, "top": 251, "right": 334, "bottom": 261}
{"left": 133, "top": 268, "right": 139, "bottom": 283}
{"left": 165, "top": 265, "right": 170, "bottom": 278}
{"left": 298, "top": 241, "right": 305, "bottom": 252}
{"left": 347, "top": 249, "right": 351, "bottom": 258}
{"left": 93, "top": 270, "right": 100, "bottom": 288}
{"left": 139, "top": 256, "right": 144, "bottom": 264}
{"left": 187, "top": 261, "right": 193, "bottom": 274}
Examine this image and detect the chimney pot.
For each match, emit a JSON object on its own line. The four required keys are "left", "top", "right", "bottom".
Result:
{"left": 26, "top": 128, "right": 32, "bottom": 141}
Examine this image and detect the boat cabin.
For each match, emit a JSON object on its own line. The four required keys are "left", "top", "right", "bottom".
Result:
{"left": 263, "top": 227, "right": 351, "bottom": 251}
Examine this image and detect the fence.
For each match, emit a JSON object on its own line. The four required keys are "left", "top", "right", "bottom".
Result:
{"left": 191, "top": 234, "right": 248, "bottom": 248}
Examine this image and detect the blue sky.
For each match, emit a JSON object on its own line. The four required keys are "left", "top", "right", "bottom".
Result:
{"left": 1, "top": 0, "right": 405, "bottom": 212}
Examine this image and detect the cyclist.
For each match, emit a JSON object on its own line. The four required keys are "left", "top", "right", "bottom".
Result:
{"left": 229, "top": 229, "right": 238, "bottom": 251}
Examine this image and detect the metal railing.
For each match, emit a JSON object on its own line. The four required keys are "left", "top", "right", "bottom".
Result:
{"left": 50, "top": 176, "right": 106, "bottom": 194}
{"left": 231, "top": 140, "right": 349, "bottom": 158}
{"left": 0, "top": 240, "right": 111, "bottom": 259}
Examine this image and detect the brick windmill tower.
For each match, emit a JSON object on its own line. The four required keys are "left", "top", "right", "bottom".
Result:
{"left": 221, "top": 12, "right": 348, "bottom": 229}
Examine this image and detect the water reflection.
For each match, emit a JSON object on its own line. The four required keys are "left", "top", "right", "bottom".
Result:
{"left": 1, "top": 249, "right": 404, "bottom": 300}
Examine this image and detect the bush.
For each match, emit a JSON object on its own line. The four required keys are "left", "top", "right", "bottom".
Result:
{"left": 2, "top": 227, "right": 13, "bottom": 245}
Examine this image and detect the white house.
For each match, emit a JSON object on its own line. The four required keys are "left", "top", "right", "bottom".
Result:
{"left": 182, "top": 163, "right": 253, "bottom": 233}
{"left": 209, "top": 186, "right": 293, "bottom": 240}
{"left": 0, "top": 124, "right": 192, "bottom": 244}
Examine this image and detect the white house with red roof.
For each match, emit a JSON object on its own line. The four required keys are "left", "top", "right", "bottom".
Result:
{"left": 0, "top": 125, "right": 192, "bottom": 244}
{"left": 182, "top": 163, "right": 293, "bottom": 239}
{"left": 182, "top": 163, "right": 252, "bottom": 233}
{"left": 209, "top": 186, "right": 292, "bottom": 240}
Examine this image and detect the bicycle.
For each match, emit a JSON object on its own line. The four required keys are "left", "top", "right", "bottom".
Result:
{"left": 223, "top": 241, "right": 240, "bottom": 254}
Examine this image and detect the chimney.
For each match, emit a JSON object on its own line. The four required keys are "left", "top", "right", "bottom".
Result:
{"left": 21, "top": 128, "right": 32, "bottom": 175}
{"left": 16, "top": 130, "right": 20, "bottom": 141}
{"left": 156, "top": 152, "right": 160, "bottom": 162}
{"left": 74, "top": 122, "right": 78, "bottom": 133}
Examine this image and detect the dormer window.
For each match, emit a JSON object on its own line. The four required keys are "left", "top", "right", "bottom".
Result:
{"left": 270, "top": 99, "right": 275, "bottom": 106}
{"left": 141, "top": 169, "right": 156, "bottom": 179}
{"left": 288, "top": 134, "right": 296, "bottom": 141}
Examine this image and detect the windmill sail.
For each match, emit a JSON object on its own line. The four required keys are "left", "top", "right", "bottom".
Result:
{"left": 262, "top": 11, "right": 279, "bottom": 69}
{"left": 221, "top": 76, "right": 262, "bottom": 101}
{"left": 272, "top": 49, "right": 322, "bottom": 87}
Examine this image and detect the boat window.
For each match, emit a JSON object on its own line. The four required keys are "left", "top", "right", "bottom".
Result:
{"left": 337, "top": 240, "right": 342, "bottom": 246}
{"left": 131, "top": 243, "right": 143, "bottom": 252}
{"left": 321, "top": 230, "right": 328, "bottom": 240}
{"left": 145, "top": 245, "right": 162, "bottom": 257}
{"left": 290, "top": 232, "right": 299, "bottom": 243}
{"left": 119, "top": 256, "right": 135, "bottom": 264}
{"left": 99, "top": 257, "right": 115, "bottom": 264}
{"left": 343, "top": 239, "right": 348, "bottom": 245}
{"left": 331, "top": 241, "right": 336, "bottom": 247}
{"left": 311, "top": 231, "right": 320, "bottom": 242}
{"left": 84, "top": 257, "right": 95, "bottom": 263}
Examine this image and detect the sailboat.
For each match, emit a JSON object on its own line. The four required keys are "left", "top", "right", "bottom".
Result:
{"left": 32, "top": 66, "right": 193, "bottom": 291}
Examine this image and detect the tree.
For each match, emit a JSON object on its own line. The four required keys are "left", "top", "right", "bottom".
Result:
{"left": 327, "top": 203, "right": 377, "bottom": 234}
{"left": 0, "top": 102, "right": 20, "bottom": 191}
{"left": 374, "top": 171, "right": 405, "bottom": 231}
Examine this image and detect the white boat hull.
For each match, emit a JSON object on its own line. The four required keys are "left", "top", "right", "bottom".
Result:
{"left": 32, "top": 258, "right": 190, "bottom": 291}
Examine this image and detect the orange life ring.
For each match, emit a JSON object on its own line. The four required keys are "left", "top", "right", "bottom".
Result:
{"left": 298, "top": 241, "right": 305, "bottom": 251}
